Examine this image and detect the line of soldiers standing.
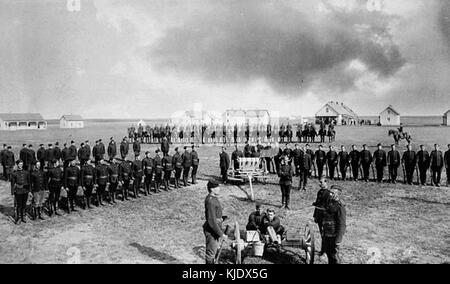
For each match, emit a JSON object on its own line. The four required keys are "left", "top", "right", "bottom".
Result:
{"left": 276, "top": 143, "right": 450, "bottom": 188}
{"left": 2, "top": 137, "right": 201, "bottom": 225}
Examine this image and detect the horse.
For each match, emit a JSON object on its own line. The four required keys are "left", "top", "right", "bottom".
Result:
{"left": 327, "top": 129, "right": 336, "bottom": 142}
{"left": 389, "top": 129, "right": 412, "bottom": 145}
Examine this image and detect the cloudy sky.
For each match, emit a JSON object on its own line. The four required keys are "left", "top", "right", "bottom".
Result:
{"left": 0, "top": 0, "right": 449, "bottom": 118}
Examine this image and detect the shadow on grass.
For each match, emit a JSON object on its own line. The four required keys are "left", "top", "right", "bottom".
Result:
{"left": 230, "top": 195, "right": 280, "bottom": 208}
{"left": 130, "top": 242, "right": 180, "bottom": 264}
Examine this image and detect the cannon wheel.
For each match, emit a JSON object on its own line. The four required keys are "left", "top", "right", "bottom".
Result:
{"left": 234, "top": 221, "right": 242, "bottom": 264}
{"left": 304, "top": 223, "right": 315, "bottom": 264}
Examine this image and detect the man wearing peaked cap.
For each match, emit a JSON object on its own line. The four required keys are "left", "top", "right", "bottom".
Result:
{"left": 203, "top": 179, "right": 227, "bottom": 264}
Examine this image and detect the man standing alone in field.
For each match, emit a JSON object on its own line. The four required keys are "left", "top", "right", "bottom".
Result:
{"left": 444, "top": 144, "right": 450, "bottom": 187}
{"left": 191, "top": 145, "right": 200, "bottom": 184}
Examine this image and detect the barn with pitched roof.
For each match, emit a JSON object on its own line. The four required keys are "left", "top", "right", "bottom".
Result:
{"left": 315, "top": 102, "right": 358, "bottom": 125}
{"left": 379, "top": 105, "right": 401, "bottom": 126}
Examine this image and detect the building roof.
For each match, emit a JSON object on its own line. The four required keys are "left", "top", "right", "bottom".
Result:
{"left": 444, "top": 109, "right": 450, "bottom": 115}
{"left": 0, "top": 113, "right": 45, "bottom": 121}
{"left": 381, "top": 105, "right": 400, "bottom": 116}
{"left": 316, "top": 102, "right": 358, "bottom": 117}
{"left": 61, "top": 114, "right": 83, "bottom": 121}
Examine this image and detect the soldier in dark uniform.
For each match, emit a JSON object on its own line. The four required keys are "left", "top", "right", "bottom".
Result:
{"left": 54, "top": 142, "right": 62, "bottom": 162}
{"left": 299, "top": 145, "right": 312, "bottom": 191}
{"left": 231, "top": 144, "right": 244, "bottom": 172}
{"left": 312, "top": 178, "right": 328, "bottom": 254}
{"left": 305, "top": 144, "right": 315, "bottom": 176}
{"left": 47, "top": 159, "right": 63, "bottom": 216}
{"left": 107, "top": 159, "right": 119, "bottom": 203}
{"left": 20, "top": 144, "right": 29, "bottom": 171}
{"left": 0, "top": 144, "right": 7, "bottom": 180}
{"left": 317, "top": 185, "right": 346, "bottom": 264}
{"left": 244, "top": 142, "right": 252, "bottom": 158}
{"left": 133, "top": 139, "right": 141, "bottom": 158}
{"left": 64, "top": 160, "right": 80, "bottom": 212}
{"left": 203, "top": 180, "right": 227, "bottom": 264}
{"left": 181, "top": 146, "right": 192, "bottom": 186}
{"left": 349, "top": 145, "right": 360, "bottom": 181}
{"left": 387, "top": 144, "right": 401, "bottom": 183}
{"left": 84, "top": 141, "right": 91, "bottom": 161}
{"left": 99, "top": 139, "right": 106, "bottom": 159}
{"left": 81, "top": 160, "right": 96, "bottom": 209}
{"left": 292, "top": 144, "right": 301, "bottom": 176}
{"left": 402, "top": 144, "right": 417, "bottom": 185}
{"left": 97, "top": 159, "right": 111, "bottom": 203}
{"left": 417, "top": 145, "right": 430, "bottom": 186}
{"left": 142, "top": 151, "right": 154, "bottom": 194}
{"left": 131, "top": 156, "right": 143, "bottom": 198}
{"left": 360, "top": 144, "right": 372, "bottom": 182}
{"left": 27, "top": 144, "right": 36, "bottom": 171}
{"left": 246, "top": 202, "right": 266, "bottom": 231}
{"left": 68, "top": 141, "right": 78, "bottom": 163}
{"left": 78, "top": 143, "right": 88, "bottom": 166}
{"left": 37, "top": 144, "right": 46, "bottom": 170}
{"left": 30, "top": 161, "right": 47, "bottom": 220}
{"left": 315, "top": 145, "right": 326, "bottom": 179}
{"left": 162, "top": 152, "right": 173, "bottom": 190}
{"left": 326, "top": 146, "right": 338, "bottom": 180}
{"left": 61, "top": 143, "right": 70, "bottom": 169}
{"left": 191, "top": 145, "right": 200, "bottom": 184}
{"left": 233, "top": 124, "right": 238, "bottom": 144}
{"left": 120, "top": 137, "right": 129, "bottom": 160}
{"left": 45, "top": 144, "right": 55, "bottom": 168}
{"left": 278, "top": 155, "right": 294, "bottom": 209}
{"left": 219, "top": 147, "right": 230, "bottom": 184}
{"left": 10, "top": 160, "right": 30, "bottom": 224}
{"left": 119, "top": 159, "right": 132, "bottom": 200}
{"left": 4, "top": 146, "right": 15, "bottom": 181}
{"left": 93, "top": 140, "right": 103, "bottom": 165}
{"left": 172, "top": 147, "right": 183, "bottom": 188}
{"left": 430, "top": 144, "right": 444, "bottom": 187}
{"left": 373, "top": 144, "right": 387, "bottom": 183}
{"left": 154, "top": 149, "right": 163, "bottom": 192}
{"left": 108, "top": 137, "right": 117, "bottom": 161}
{"left": 161, "top": 136, "right": 170, "bottom": 156}
{"left": 338, "top": 146, "right": 350, "bottom": 181}
{"left": 445, "top": 144, "right": 450, "bottom": 186}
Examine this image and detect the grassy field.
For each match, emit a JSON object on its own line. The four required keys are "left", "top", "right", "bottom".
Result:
{"left": 0, "top": 124, "right": 449, "bottom": 264}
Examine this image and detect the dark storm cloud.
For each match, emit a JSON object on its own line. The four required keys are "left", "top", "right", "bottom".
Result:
{"left": 150, "top": 0, "right": 406, "bottom": 95}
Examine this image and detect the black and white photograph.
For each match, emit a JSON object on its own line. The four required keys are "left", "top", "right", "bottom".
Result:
{"left": 0, "top": 0, "right": 449, "bottom": 268}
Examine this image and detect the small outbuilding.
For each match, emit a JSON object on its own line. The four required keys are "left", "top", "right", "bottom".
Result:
{"left": 444, "top": 109, "right": 450, "bottom": 126}
{"left": 0, "top": 113, "right": 47, "bottom": 130}
{"left": 379, "top": 105, "right": 401, "bottom": 126}
{"left": 60, "top": 115, "right": 84, "bottom": 128}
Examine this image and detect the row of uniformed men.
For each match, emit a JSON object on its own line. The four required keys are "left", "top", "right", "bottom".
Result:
{"left": 8, "top": 144, "right": 200, "bottom": 224}
{"left": 269, "top": 143, "right": 450, "bottom": 187}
